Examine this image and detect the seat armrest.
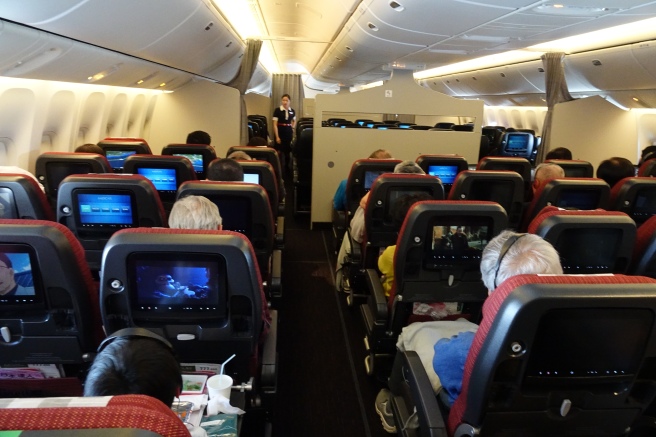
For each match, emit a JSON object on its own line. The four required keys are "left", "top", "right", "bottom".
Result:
{"left": 261, "top": 309, "right": 278, "bottom": 393}
{"left": 275, "top": 216, "right": 285, "bottom": 249}
{"left": 365, "top": 268, "right": 388, "bottom": 320}
{"left": 390, "top": 350, "right": 447, "bottom": 437}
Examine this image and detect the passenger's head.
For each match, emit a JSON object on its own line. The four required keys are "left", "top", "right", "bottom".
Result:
{"left": 369, "top": 149, "right": 393, "bottom": 159}
{"left": 75, "top": 143, "right": 105, "bottom": 155}
{"left": 596, "top": 157, "right": 635, "bottom": 188}
{"left": 186, "top": 130, "right": 211, "bottom": 145}
{"left": 207, "top": 158, "right": 244, "bottom": 181}
{"left": 0, "top": 253, "right": 17, "bottom": 296}
{"left": 533, "top": 162, "right": 565, "bottom": 192}
{"left": 480, "top": 230, "right": 563, "bottom": 292}
{"left": 168, "top": 195, "right": 222, "bottom": 230}
{"left": 640, "top": 146, "right": 656, "bottom": 165}
{"left": 247, "top": 136, "right": 268, "bottom": 147}
{"left": 545, "top": 147, "right": 572, "bottom": 160}
{"left": 84, "top": 330, "right": 182, "bottom": 407}
{"left": 393, "top": 160, "right": 425, "bottom": 174}
{"left": 227, "top": 151, "right": 253, "bottom": 161}
{"left": 390, "top": 193, "right": 433, "bottom": 228}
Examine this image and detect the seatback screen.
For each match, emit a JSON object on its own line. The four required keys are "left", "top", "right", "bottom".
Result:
{"left": 173, "top": 153, "right": 203, "bottom": 173}
{"left": 424, "top": 218, "right": 491, "bottom": 270}
{"left": 105, "top": 150, "right": 136, "bottom": 170}
{"left": 137, "top": 168, "right": 177, "bottom": 192}
{"left": 555, "top": 228, "right": 622, "bottom": 273}
{"left": 45, "top": 162, "right": 92, "bottom": 193}
{"left": 0, "top": 188, "right": 18, "bottom": 219}
{"left": 0, "top": 245, "right": 44, "bottom": 306}
{"left": 243, "top": 172, "right": 260, "bottom": 184}
{"left": 427, "top": 165, "right": 458, "bottom": 184}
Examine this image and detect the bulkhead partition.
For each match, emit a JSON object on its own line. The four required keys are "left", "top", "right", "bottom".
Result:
{"left": 312, "top": 69, "right": 484, "bottom": 225}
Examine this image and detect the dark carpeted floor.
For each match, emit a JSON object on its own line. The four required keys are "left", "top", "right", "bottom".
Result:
{"left": 271, "top": 190, "right": 390, "bottom": 436}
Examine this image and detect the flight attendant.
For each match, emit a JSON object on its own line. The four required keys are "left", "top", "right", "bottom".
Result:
{"left": 272, "top": 93, "right": 296, "bottom": 176}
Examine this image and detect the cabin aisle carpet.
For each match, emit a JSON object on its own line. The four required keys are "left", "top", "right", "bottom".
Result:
{"left": 271, "top": 190, "right": 390, "bottom": 437}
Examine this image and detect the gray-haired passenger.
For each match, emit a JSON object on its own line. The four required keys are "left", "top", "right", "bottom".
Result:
{"left": 168, "top": 195, "right": 222, "bottom": 230}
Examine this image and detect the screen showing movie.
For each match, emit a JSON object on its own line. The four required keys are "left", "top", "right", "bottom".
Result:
{"left": 0, "top": 188, "right": 18, "bottom": 219}
{"left": 243, "top": 172, "right": 260, "bottom": 184}
{"left": 210, "top": 197, "right": 252, "bottom": 238}
{"left": 74, "top": 191, "right": 135, "bottom": 235}
{"left": 45, "top": 162, "right": 92, "bottom": 193}
{"left": 137, "top": 168, "right": 177, "bottom": 192}
{"left": 428, "top": 165, "right": 459, "bottom": 184}
{"left": 173, "top": 153, "right": 203, "bottom": 173}
{"left": 555, "top": 228, "right": 622, "bottom": 273}
{"left": 128, "top": 254, "right": 226, "bottom": 320}
{"left": 0, "top": 245, "right": 43, "bottom": 306}
{"left": 525, "top": 308, "right": 652, "bottom": 388}
{"left": 105, "top": 150, "right": 137, "bottom": 170}
{"left": 555, "top": 189, "right": 600, "bottom": 210}
{"left": 424, "top": 219, "right": 491, "bottom": 270}
{"left": 364, "top": 170, "right": 386, "bottom": 190}
{"left": 631, "top": 188, "right": 656, "bottom": 223}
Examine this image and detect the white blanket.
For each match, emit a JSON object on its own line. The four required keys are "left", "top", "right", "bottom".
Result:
{"left": 396, "top": 319, "right": 478, "bottom": 393}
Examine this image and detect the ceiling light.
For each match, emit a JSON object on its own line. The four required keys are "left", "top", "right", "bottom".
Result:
{"left": 389, "top": 1, "right": 404, "bottom": 12}
{"left": 87, "top": 64, "right": 121, "bottom": 83}
{"left": 633, "top": 97, "right": 640, "bottom": 102}
{"left": 211, "top": 0, "right": 281, "bottom": 72}
{"left": 533, "top": 4, "right": 617, "bottom": 16}
{"left": 136, "top": 80, "right": 144, "bottom": 85}
{"left": 415, "top": 50, "right": 541, "bottom": 79}
{"left": 159, "top": 82, "right": 166, "bottom": 87}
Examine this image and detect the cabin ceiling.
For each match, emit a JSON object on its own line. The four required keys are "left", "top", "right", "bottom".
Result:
{"left": 1, "top": 0, "right": 656, "bottom": 99}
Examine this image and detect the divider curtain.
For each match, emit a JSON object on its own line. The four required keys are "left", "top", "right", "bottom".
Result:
{"left": 227, "top": 39, "right": 262, "bottom": 145}
{"left": 271, "top": 74, "right": 305, "bottom": 129}
{"left": 537, "top": 52, "right": 575, "bottom": 164}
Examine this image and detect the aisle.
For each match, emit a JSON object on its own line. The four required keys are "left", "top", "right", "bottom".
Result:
{"left": 272, "top": 204, "right": 389, "bottom": 436}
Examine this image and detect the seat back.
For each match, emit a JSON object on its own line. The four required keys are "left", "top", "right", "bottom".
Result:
{"left": 100, "top": 228, "right": 267, "bottom": 383}
{"left": 415, "top": 155, "right": 468, "bottom": 196}
{"left": 0, "top": 395, "right": 190, "bottom": 436}
{"left": 35, "top": 152, "right": 112, "bottom": 206}
{"left": 239, "top": 160, "right": 280, "bottom": 216}
{"left": 450, "top": 274, "right": 656, "bottom": 437}
{"left": 610, "top": 177, "right": 656, "bottom": 225}
{"left": 528, "top": 208, "right": 636, "bottom": 274}
{"left": 632, "top": 215, "right": 656, "bottom": 278}
{"left": 176, "top": 181, "right": 274, "bottom": 277}
{"left": 545, "top": 159, "right": 594, "bottom": 178}
{"left": 522, "top": 178, "right": 611, "bottom": 230}
{"left": 448, "top": 170, "right": 525, "bottom": 229}
{"left": 123, "top": 155, "right": 197, "bottom": 208}
{"left": 345, "top": 159, "right": 402, "bottom": 216}
{"left": 477, "top": 156, "right": 532, "bottom": 183}
{"left": 638, "top": 158, "right": 656, "bottom": 177}
{"left": 392, "top": 201, "right": 508, "bottom": 306}
{"left": 97, "top": 139, "right": 152, "bottom": 173}
{"left": 226, "top": 146, "right": 283, "bottom": 197}
{"left": 56, "top": 174, "right": 167, "bottom": 271}
{"left": 497, "top": 131, "right": 537, "bottom": 160}
{"left": 0, "top": 220, "right": 101, "bottom": 370}
{"left": 161, "top": 143, "right": 217, "bottom": 180}
{"left": 0, "top": 174, "right": 54, "bottom": 220}
{"left": 364, "top": 174, "right": 444, "bottom": 250}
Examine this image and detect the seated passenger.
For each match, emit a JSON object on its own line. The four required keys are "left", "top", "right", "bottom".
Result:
{"left": 640, "top": 145, "right": 656, "bottom": 165}
{"left": 333, "top": 149, "right": 393, "bottom": 211}
{"left": 227, "top": 151, "right": 253, "bottom": 161}
{"left": 0, "top": 253, "right": 35, "bottom": 296}
{"left": 532, "top": 162, "right": 564, "bottom": 196}
{"left": 168, "top": 195, "right": 223, "bottom": 230}
{"left": 84, "top": 332, "right": 182, "bottom": 407}
{"left": 335, "top": 160, "right": 424, "bottom": 289}
{"left": 75, "top": 143, "right": 105, "bottom": 154}
{"left": 207, "top": 158, "right": 244, "bottom": 182}
{"left": 247, "top": 136, "right": 268, "bottom": 147}
{"left": 596, "top": 157, "right": 635, "bottom": 188}
{"left": 187, "top": 130, "right": 211, "bottom": 145}
{"left": 545, "top": 147, "right": 572, "bottom": 160}
{"left": 376, "top": 231, "right": 563, "bottom": 433}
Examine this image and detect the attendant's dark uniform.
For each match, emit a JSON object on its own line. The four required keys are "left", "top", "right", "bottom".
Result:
{"left": 273, "top": 105, "right": 295, "bottom": 175}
